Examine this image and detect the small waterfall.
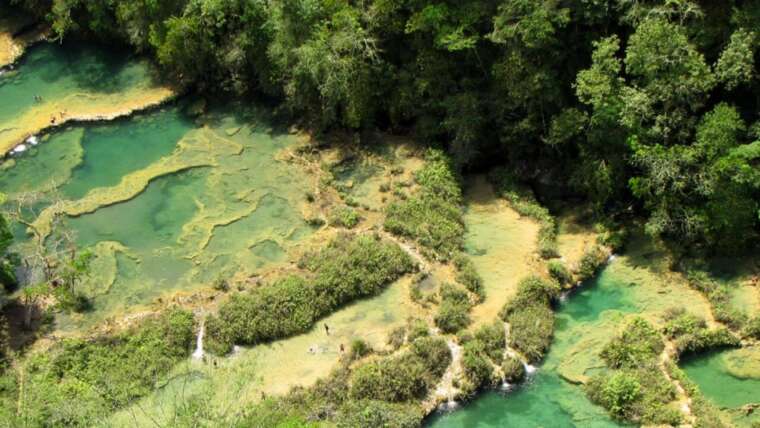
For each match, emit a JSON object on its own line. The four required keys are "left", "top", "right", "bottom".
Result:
{"left": 523, "top": 362, "right": 537, "bottom": 376}
{"left": 607, "top": 254, "right": 617, "bottom": 263}
{"left": 192, "top": 318, "right": 205, "bottom": 360}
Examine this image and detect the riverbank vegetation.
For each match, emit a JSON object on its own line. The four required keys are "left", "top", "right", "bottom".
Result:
{"left": 205, "top": 233, "right": 414, "bottom": 354}
{"left": 0, "top": 308, "right": 194, "bottom": 426}
{"left": 9, "top": 0, "right": 757, "bottom": 256}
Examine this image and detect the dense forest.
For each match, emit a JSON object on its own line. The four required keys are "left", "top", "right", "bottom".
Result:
{"left": 9, "top": 0, "right": 759, "bottom": 256}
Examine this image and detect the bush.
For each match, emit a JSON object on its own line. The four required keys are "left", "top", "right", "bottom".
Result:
{"left": 547, "top": 260, "right": 572, "bottom": 285}
{"left": 687, "top": 271, "right": 749, "bottom": 331}
{"left": 662, "top": 309, "right": 740, "bottom": 354}
{"left": 600, "top": 317, "right": 663, "bottom": 369}
{"left": 453, "top": 253, "right": 484, "bottom": 299}
{"left": 336, "top": 399, "right": 422, "bottom": 428}
{"left": 350, "top": 339, "right": 372, "bottom": 360}
{"left": 576, "top": 245, "right": 608, "bottom": 282}
{"left": 501, "top": 355, "right": 525, "bottom": 383}
{"left": 501, "top": 276, "right": 560, "bottom": 315}
{"left": 329, "top": 206, "right": 361, "bottom": 229}
{"left": 434, "top": 283, "right": 472, "bottom": 333}
{"left": 18, "top": 308, "right": 195, "bottom": 424}
{"left": 744, "top": 316, "right": 760, "bottom": 339}
{"left": 474, "top": 322, "right": 506, "bottom": 363}
{"left": 384, "top": 150, "right": 464, "bottom": 260}
{"left": 461, "top": 340, "right": 495, "bottom": 392}
{"left": 349, "top": 337, "right": 450, "bottom": 402}
{"left": 587, "top": 371, "right": 641, "bottom": 420}
{"left": 503, "top": 303, "right": 555, "bottom": 363}
{"left": 206, "top": 235, "right": 414, "bottom": 354}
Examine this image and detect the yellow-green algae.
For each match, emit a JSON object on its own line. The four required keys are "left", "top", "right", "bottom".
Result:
{"left": 463, "top": 176, "right": 541, "bottom": 326}
{"left": 106, "top": 276, "right": 416, "bottom": 426}
{"left": 0, "top": 42, "right": 174, "bottom": 155}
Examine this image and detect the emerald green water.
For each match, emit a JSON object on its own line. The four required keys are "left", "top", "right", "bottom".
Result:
{"left": 427, "top": 267, "right": 635, "bottom": 428}
{"left": 0, "top": 41, "right": 154, "bottom": 125}
{"left": 681, "top": 349, "right": 760, "bottom": 409}
{"left": 2, "top": 41, "right": 315, "bottom": 330}
{"left": 60, "top": 108, "right": 190, "bottom": 199}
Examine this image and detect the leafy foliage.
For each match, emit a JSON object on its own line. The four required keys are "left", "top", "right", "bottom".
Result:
{"left": 385, "top": 149, "right": 463, "bottom": 260}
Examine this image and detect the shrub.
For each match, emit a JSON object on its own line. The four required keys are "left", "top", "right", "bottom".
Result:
{"left": 503, "top": 303, "right": 554, "bottom": 363}
{"left": 435, "top": 301, "right": 470, "bottom": 333}
{"left": 336, "top": 399, "right": 422, "bottom": 428}
{"left": 662, "top": 309, "right": 740, "bottom": 354}
{"left": 461, "top": 340, "right": 495, "bottom": 392}
{"left": 384, "top": 150, "right": 464, "bottom": 260}
{"left": 453, "top": 253, "right": 484, "bottom": 299}
{"left": 587, "top": 371, "right": 642, "bottom": 420}
{"left": 687, "top": 270, "right": 748, "bottom": 331}
{"left": 349, "top": 337, "right": 450, "bottom": 402}
{"left": 435, "top": 283, "right": 472, "bottom": 333}
{"left": 350, "top": 339, "right": 372, "bottom": 360}
{"left": 206, "top": 235, "right": 413, "bottom": 354}
{"left": 547, "top": 260, "right": 572, "bottom": 285}
{"left": 501, "top": 276, "right": 560, "bottom": 316}
{"left": 501, "top": 355, "right": 525, "bottom": 383}
{"left": 744, "top": 316, "right": 760, "bottom": 339}
{"left": 329, "top": 206, "right": 361, "bottom": 229}
{"left": 20, "top": 308, "right": 196, "bottom": 423}
{"left": 407, "top": 319, "right": 429, "bottom": 342}
{"left": 600, "top": 317, "right": 663, "bottom": 369}
{"left": 576, "top": 245, "right": 608, "bottom": 282}
{"left": 474, "top": 322, "right": 506, "bottom": 363}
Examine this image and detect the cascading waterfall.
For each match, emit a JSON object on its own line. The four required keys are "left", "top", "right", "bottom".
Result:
{"left": 192, "top": 317, "right": 205, "bottom": 360}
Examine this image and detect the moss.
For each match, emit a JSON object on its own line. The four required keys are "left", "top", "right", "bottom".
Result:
{"left": 501, "top": 355, "right": 525, "bottom": 383}
{"left": 744, "top": 316, "right": 760, "bottom": 339}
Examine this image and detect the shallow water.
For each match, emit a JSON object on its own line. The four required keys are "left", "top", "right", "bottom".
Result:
{"left": 427, "top": 267, "right": 633, "bottom": 428}
{"left": 1, "top": 42, "right": 315, "bottom": 330}
{"left": 681, "top": 347, "right": 760, "bottom": 409}
{"left": 0, "top": 41, "right": 172, "bottom": 154}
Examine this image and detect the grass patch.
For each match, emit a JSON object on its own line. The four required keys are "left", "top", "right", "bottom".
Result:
{"left": 453, "top": 252, "right": 484, "bottom": 300}
{"left": 206, "top": 234, "right": 414, "bottom": 354}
